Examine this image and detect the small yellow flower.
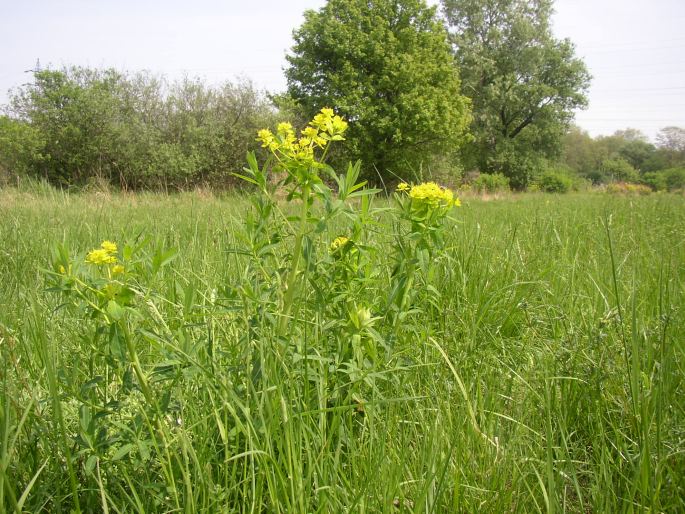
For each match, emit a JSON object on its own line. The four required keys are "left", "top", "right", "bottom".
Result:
{"left": 396, "top": 182, "right": 410, "bottom": 192}
{"left": 408, "top": 182, "right": 457, "bottom": 209}
{"left": 257, "top": 128, "right": 279, "bottom": 151}
{"left": 330, "top": 236, "right": 350, "bottom": 253}
{"left": 86, "top": 248, "right": 117, "bottom": 265}
{"left": 329, "top": 115, "right": 348, "bottom": 137}
{"left": 101, "top": 240, "right": 117, "bottom": 254}
{"left": 112, "top": 264, "right": 125, "bottom": 275}
{"left": 257, "top": 128, "right": 272, "bottom": 142}
{"left": 58, "top": 265, "right": 67, "bottom": 274}
{"left": 301, "top": 126, "right": 319, "bottom": 139}
{"left": 301, "top": 126, "right": 328, "bottom": 148}
{"left": 309, "top": 107, "right": 347, "bottom": 139}
{"left": 277, "top": 122, "right": 294, "bottom": 136}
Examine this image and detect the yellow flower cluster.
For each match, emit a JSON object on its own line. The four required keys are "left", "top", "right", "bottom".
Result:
{"left": 309, "top": 107, "right": 348, "bottom": 138}
{"left": 330, "top": 236, "right": 350, "bottom": 253}
{"left": 256, "top": 108, "right": 348, "bottom": 167}
{"left": 398, "top": 182, "right": 460, "bottom": 209}
{"left": 86, "top": 240, "right": 118, "bottom": 265}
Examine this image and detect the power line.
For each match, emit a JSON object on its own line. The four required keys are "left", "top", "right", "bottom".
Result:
{"left": 576, "top": 119, "right": 685, "bottom": 123}
{"left": 578, "top": 44, "right": 685, "bottom": 54}
{"left": 590, "top": 86, "right": 685, "bottom": 92}
{"left": 590, "top": 63, "right": 685, "bottom": 73}
{"left": 595, "top": 70, "right": 685, "bottom": 78}
{"left": 577, "top": 36, "right": 685, "bottom": 48}
{"left": 576, "top": 37, "right": 685, "bottom": 51}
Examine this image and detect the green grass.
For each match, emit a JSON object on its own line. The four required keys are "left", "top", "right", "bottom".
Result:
{"left": 1, "top": 187, "right": 684, "bottom": 512}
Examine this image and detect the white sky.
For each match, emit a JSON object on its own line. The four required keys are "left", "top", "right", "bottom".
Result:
{"left": 0, "top": 0, "right": 683, "bottom": 141}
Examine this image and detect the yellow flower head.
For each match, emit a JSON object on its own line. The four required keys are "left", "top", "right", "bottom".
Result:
{"left": 257, "top": 128, "right": 279, "bottom": 151}
{"left": 101, "top": 240, "right": 117, "bottom": 254}
{"left": 310, "top": 107, "right": 348, "bottom": 139}
{"left": 302, "top": 126, "right": 318, "bottom": 138}
{"left": 85, "top": 240, "right": 119, "bottom": 265}
{"left": 112, "top": 264, "right": 125, "bottom": 275}
{"left": 277, "top": 122, "right": 297, "bottom": 152}
{"left": 255, "top": 108, "right": 347, "bottom": 169}
{"left": 86, "top": 248, "right": 117, "bottom": 265}
{"left": 329, "top": 115, "right": 348, "bottom": 136}
{"left": 311, "top": 111, "right": 330, "bottom": 130}
{"left": 409, "top": 182, "right": 458, "bottom": 209}
{"left": 277, "top": 121, "right": 293, "bottom": 134}
{"left": 301, "top": 126, "right": 327, "bottom": 148}
{"left": 396, "top": 182, "right": 410, "bottom": 192}
{"left": 330, "top": 236, "right": 351, "bottom": 253}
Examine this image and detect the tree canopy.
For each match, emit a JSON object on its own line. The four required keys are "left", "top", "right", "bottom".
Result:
{"left": 442, "top": 0, "right": 591, "bottom": 188}
{"left": 284, "top": 0, "right": 472, "bottom": 182}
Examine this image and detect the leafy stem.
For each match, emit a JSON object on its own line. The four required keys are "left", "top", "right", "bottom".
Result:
{"left": 278, "top": 182, "right": 311, "bottom": 337}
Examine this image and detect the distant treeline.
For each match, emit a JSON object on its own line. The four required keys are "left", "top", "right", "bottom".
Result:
{"left": 2, "top": 0, "right": 685, "bottom": 192}
{"left": 560, "top": 126, "right": 685, "bottom": 192}
{"left": 0, "top": 66, "right": 684, "bottom": 193}
{"left": 0, "top": 68, "right": 278, "bottom": 190}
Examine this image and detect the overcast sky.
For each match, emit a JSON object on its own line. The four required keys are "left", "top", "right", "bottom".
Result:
{"left": 1, "top": 0, "right": 683, "bottom": 141}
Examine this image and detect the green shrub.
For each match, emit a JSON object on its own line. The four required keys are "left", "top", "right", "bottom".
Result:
{"left": 0, "top": 116, "right": 45, "bottom": 178}
{"left": 536, "top": 169, "right": 573, "bottom": 193}
{"left": 585, "top": 169, "right": 608, "bottom": 185}
{"left": 472, "top": 172, "right": 510, "bottom": 193}
{"left": 663, "top": 167, "right": 685, "bottom": 191}
{"left": 640, "top": 168, "right": 685, "bottom": 192}
{"left": 601, "top": 157, "right": 640, "bottom": 183}
{"left": 640, "top": 172, "right": 667, "bottom": 191}
{"left": 3, "top": 67, "right": 276, "bottom": 190}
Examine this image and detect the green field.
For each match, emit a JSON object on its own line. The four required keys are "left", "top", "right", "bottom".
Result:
{"left": 1, "top": 187, "right": 684, "bottom": 512}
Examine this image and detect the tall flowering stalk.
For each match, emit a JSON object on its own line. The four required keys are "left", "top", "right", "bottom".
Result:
{"left": 47, "top": 239, "right": 180, "bottom": 476}
{"left": 390, "top": 181, "right": 460, "bottom": 330}
{"left": 251, "top": 108, "right": 349, "bottom": 336}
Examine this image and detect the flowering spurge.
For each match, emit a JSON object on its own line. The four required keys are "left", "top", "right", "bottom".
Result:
{"left": 47, "top": 240, "right": 180, "bottom": 474}
{"left": 395, "top": 180, "right": 459, "bottom": 223}
{"left": 256, "top": 107, "right": 348, "bottom": 180}
{"left": 240, "top": 108, "right": 355, "bottom": 339}
{"left": 397, "top": 181, "right": 460, "bottom": 209}
{"left": 85, "top": 240, "right": 118, "bottom": 265}
{"left": 388, "top": 181, "right": 461, "bottom": 330}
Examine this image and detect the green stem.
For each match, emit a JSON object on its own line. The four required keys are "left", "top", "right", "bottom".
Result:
{"left": 395, "top": 257, "right": 416, "bottom": 331}
{"left": 278, "top": 183, "right": 311, "bottom": 336}
{"left": 120, "top": 322, "right": 181, "bottom": 508}
{"left": 124, "top": 331, "right": 155, "bottom": 408}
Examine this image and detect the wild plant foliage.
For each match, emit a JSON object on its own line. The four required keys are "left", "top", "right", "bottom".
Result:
{"left": 39, "top": 110, "right": 468, "bottom": 511}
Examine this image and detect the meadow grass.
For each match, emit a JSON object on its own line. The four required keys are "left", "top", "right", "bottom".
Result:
{"left": 0, "top": 187, "right": 683, "bottom": 512}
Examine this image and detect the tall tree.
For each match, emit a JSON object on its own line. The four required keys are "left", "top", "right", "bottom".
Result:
{"left": 656, "top": 126, "right": 685, "bottom": 153}
{"left": 654, "top": 126, "right": 685, "bottom": 169}
{"left": 442, "top": 0, "right": 590, "bottom": 188}
{"left": 284, "top": 0, "right": 472, "bottom": 182}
